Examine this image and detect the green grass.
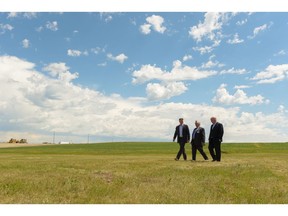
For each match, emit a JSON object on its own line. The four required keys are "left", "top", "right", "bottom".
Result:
{"left": 0, "top": 142, "right": 288, "bottom": 204}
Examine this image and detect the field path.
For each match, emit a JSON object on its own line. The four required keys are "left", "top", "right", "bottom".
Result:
{"left": 0, "top": 143, "right": 46, "bottom": 148}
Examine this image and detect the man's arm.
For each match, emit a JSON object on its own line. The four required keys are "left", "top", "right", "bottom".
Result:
{"left": 219, "top": 123, "right": 224, "bottom": 141}
{"left": 173, "top": 126, "right": 178, "bottom": 142}
{"left": 186, "top": 125, "right": 190, "bottom": 143}
{"left": 201, "top": 128, "right": 205, "bottom": 144}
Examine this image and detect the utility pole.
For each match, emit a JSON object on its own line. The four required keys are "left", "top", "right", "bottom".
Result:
{"left": 53, "top": 131, "right": 55, "bottom": 144}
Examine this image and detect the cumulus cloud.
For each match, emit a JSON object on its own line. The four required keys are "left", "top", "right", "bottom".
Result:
{"left": 140, "top": 24, "right": 151, "bottom": 35}
{"left": 189, "top": 12, "right": 223, "bottom": 42}
{"left": 182, "top": 55, "right": 193, "bottom": 62}
{"left": 146, "top": 82, "right": 188, "bottom": 101}
{"left": 46, "top": 21, "right": 58, "bottom": 31}
{"left": 193, "top": 39, "right": 221, "bottom": 55}
{"left": 43, "top": 62, "right": 79, "bottom": 83}
{"left": 67, "top": 49, "right": 81, "bottom": 57}
{"left": 140, "top": 15, "right": 166, "bottom": 34}
{"left": 67, "top": 49, "right": 89, "bottom": 57}
{"left": 132, "top": 60, "right": 217, "bottom": 84}
{"left": 1, "top": 55, "right": 288, "bottom": 143}
{"left": 278, "top": 105, "right": 287, "bottom": 113}
{"left": 251, "top": 64, "right": 288, "bottom": 84}
{"left": 213, "top": 84, "right": 269, "bottom": 105}
{"left": 227, "top": 33, "right": 244, "bottom": 44}
{"left": 22, "top": 39, "right": 30, "bottom": 48}
{"left": 107, "top": 53, "right": 128, "bottom": 64}
{"left": 201, "top": 58, "right": 224, "bottom": 69}
{"left": 0, "top": 23, "right": 13, "bottom": 34}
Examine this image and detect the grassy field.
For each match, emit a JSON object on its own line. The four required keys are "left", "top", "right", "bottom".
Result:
{"left": 0, "top": 142, "right": 287, "bottom": 204}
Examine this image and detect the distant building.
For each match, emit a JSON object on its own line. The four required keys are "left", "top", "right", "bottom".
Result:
{"left": 58, "top": 141, "right": 70, "bottom": 144}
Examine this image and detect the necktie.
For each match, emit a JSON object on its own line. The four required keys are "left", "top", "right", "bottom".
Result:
{"left": 192, "top": 128, "right": 197, "bottom": 139}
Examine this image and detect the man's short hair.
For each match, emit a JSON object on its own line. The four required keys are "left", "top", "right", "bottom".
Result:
{"left": 179, "top": 118, "right": 184, "bottom": 120}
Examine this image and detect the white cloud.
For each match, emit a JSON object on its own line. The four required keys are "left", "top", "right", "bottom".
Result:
{"left": 43, "top": 62, "right": 79, "bottom": 83}
{"left": 67, "top": 49, "right": 81, "bottom": 57}
{"left": 251, "top": 64, "right": 288, "bottom": 84}
{"left": 201, "top": 55, "right": 225, "bottom": 68}
{"left": 182, "top": 55, "right": 192, "bottom": 62}
{"left": 278, "top": 105, "right": 287, "bottom": 113}
{"left": 0, "top": 23, "right": 13, "bottom": 34}
{"left": 189, "top": 12, "right": 223, "bottom": 42}
{"left": 107, "top": 53, "right": 128, "bottom": 64}
{"left": 234, "top": 85, "right": 251, "bottom": 89}
{"left": 236, "top": 19, "right": 248, "bottom": 26}
{"left": 91, "top": 47, "right": 106, "bottom": 55}
{"left": 1, "top": 55, "right": 288, "bottom": 143}
{"left": 46, "top": 21, "right": 58, "bottom": 31}
{"left": 220, "top": 67, "right": 247, "bottom": 75}
{"left": 140, "top": 15, "right": 166, "bottom": 34}
{"left": 253, "top": 24, "right": 267, "bottom": 35}
{"left": 227, "top": 33, "right": 244, "bottom": 44}
{"left": 146, "top": 82, "right": 188, "bottom": 101}
{"left": 193, "top": 39, "right": 221, "bottom": 55}
{"left": 213, "top": 84, "right": 269, "bottom": 105}
{"left": 140, "top": 24, "right": 151, "bottom": 35}
{"left": 7, "top": 12, "right": 37, "bottom": 19}
{"left": 193, "top": 45, "right": 214, "bottom": 55}
{"left": 201, "top": 59, "right": 224, "bottom": 69}
{"left": 248, "top": 23, "right": 272, "bottom": 39}
{"left": 67, "top": 49, "right": 88, "bottom": 57}
{"left": 36, "top": 26, "right": 44, "bottom": 32}
{"left": 132, "top": 60, "right": 217, "bottom": 84}
{"left": 104, "top": 15, "right": 113, "bottom": 22}
{"left": 22, "top": 39, "right": 30, "bottom": 48}
{"left": 98, "top": 62, "right": 107, "bottom": 67}
{"left": 273, "top": 50, "right": 286, "bottom": 56}
{"left": 99, "top": 13, "right": 114, "bottom": 23}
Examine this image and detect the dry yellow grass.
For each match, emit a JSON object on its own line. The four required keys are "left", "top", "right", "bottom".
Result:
{"left": 0, "top": 142, "right": 53, "bottom": 148}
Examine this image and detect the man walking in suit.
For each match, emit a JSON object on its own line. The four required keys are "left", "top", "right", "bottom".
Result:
{"left": 173, "top": 118, "right": 190, "bottom": 161}
{"left": 191, "top": 120, "right": 209, "bottom": 161}
{"left": 208, "top": 117, "right": 224, "bottom": 162}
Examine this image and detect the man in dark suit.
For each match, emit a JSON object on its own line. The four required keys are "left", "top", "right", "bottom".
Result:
{"left": 208, "top": 117, "right": 224, "bottom": 162}
{"left": 173, "top": 118, "right": 190, "bottom": 161}
{"left": 191, "top": 120, "right": 209, "bottom": 161}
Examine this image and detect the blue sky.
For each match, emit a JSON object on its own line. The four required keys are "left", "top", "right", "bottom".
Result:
{"left": 1, "top": 11, "right": 288, "bottom": 143}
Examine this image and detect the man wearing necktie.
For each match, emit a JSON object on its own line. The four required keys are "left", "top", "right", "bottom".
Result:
{"left": 191, "top": 120, "right": 209, "bottom": 161}
{"left": 173, "top": 118, "right": 190, "bottom": 161}
{"left": 208, "top": 117, "right": 224, "bottom": 162}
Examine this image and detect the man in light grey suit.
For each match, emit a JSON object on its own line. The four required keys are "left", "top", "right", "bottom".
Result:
{"left": 191, "top": 120, "right": 209, "bottom": 161}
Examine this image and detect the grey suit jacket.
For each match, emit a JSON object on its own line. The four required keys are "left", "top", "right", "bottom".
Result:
{"left": 191, "top": 127, "right": 205, "bottom": 146}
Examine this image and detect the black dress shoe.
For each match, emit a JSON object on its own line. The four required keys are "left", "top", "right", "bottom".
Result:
{"left": 212, "top": 159, "right": 216, "bottom": 162}
{"left": 174, "top": 158, "right": 179, "bottom": 161}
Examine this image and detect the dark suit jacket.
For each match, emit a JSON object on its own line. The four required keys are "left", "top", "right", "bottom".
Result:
{"left": 191, "top": 127, "right": 205, "bottom": 146}
{"left": 173, "top": 124, "right": 190, "bottom": 143}
{"left": 209, "top": 122, "right": 224, "bottom": 142}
